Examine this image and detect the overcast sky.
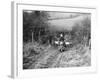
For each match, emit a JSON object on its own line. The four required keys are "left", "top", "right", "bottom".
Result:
{"left": 47, "top": 12, "right": 90, "bottom": 31}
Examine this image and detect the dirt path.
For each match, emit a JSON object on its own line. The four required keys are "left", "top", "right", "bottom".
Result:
{"left": 28, "top": 45, "right": 91, "bottom": 69}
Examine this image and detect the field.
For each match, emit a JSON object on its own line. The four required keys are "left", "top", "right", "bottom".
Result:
{"left": 23, "top": 42, "right": 91, "bottom": 69}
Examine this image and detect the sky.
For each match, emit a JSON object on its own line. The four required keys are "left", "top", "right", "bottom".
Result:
{"left": 47, "top": 12, "right": 90, "bottom": 31}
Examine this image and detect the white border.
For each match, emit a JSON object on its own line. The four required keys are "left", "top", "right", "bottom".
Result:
{"left": 12, "top": 2, "right": 97, "bottom": 78}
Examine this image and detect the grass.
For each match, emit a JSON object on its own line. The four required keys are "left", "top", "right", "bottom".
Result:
{"left": 23, "top": 41, "right": 91, "bottom": 69}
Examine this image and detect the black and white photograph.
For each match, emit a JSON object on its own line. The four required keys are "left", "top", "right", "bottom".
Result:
{"left": 23, "top": 10, "right": 91, "bottom": 69}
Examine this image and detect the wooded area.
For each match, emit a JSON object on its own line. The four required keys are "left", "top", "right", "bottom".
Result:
{"left": 23, "top": 11, "right": 91, "bottom": 69}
